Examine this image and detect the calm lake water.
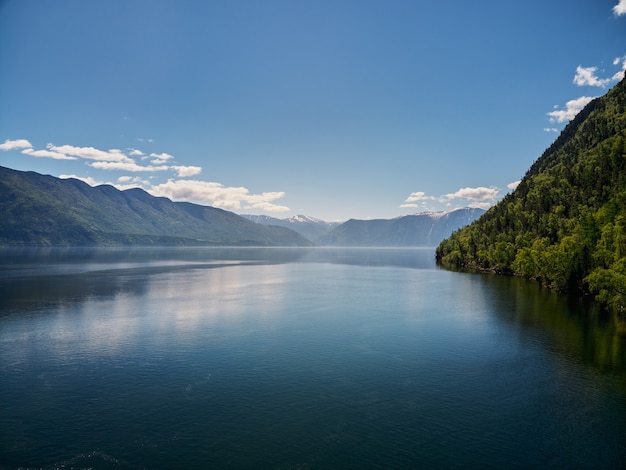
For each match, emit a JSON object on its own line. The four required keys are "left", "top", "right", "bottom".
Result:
{"left": 1, "top": 247, "right": 625, "bottom": 469}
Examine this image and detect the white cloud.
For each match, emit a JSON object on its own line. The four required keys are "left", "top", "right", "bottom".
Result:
{"left": 11, "top": 139, "right": 195, "bottom": 176}
{"left": 404, "top": 191, "right": 436, "bottom": 203}
{"left": 117, "top": 175, "right": 149, "bottom": 185}
{"left": 150, "top": 152, "right": 175, "bottom": 164}
{"left": 59, "top": 174, "right": 104, "bottom": 186}
{"left": 614, "top": 0, "right": 626, "bottom": 15}
{"left": 548, "top": 59, "right": 625, "bottom": 127}
{"left": 171, "top": 165, "right": 202, "bottom": 177}
{"left": 547, "top": 96, "right": 595, "bottom": 123}
{"left": 150, "top": 152, "right": 173, "bottom": 161}
{"left": 22, "top": 147, "right": 77, "bottom": 160}
{"left": 113, "top": 176, "right": 151, "bottom": 191}
{"left": 245, "top": 200, "right": 290, "bottom": 212}
{"left": 4, "top": 136, "right": 287, "bottom": 213}
{"left": 150, "top": 179, "right": 289, "bottom": 212}
{"left": 612, "top": 55, "right": 626, "bottom": 81}
{"left": 507, "top": 180, "right": 521, "bottom": 191}
{"left": 573, "top": 66, "right": 611, "bottom": 87}
{"left": 544, "top": 127, "right": 558, "bottom": 133}
{"left": 444, "top": 186, "right": 499, "bottom": 201}
{"left": 60, "top": 174, "right": 151, "bottom": 192}
{"left": 89, "top": 161, "right": 170, "bottom": 172}
{"left": 402, "top": 186, "right": 500, "bottom": 211}
{"left": 48, "top": 144, "right": 133, "bottom": 163}
{"left": 0, "top": 139, "right": 32, "bottom": 151}
{"left": 468, "top": 202, "right": 493, "bottom": 210}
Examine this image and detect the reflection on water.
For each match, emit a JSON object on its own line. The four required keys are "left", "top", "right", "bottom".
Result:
{"left": 0, "top": 247, "right": 625, "bottom": 469}
{"left": 478, "top": 273, "right": 626, "bottom": 376}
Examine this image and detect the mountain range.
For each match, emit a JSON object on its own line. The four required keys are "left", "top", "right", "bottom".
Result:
{"left": 241, "top": 214, "right": 341, "bottom": 242}
{"left": 0, "top": 165, "right": 482, "bottom": 248}
{"left": 317, "top": 209, "right": 485, "bottom": 247}
{"left": 0, "top": 166, "right": 312, "bottom": 246}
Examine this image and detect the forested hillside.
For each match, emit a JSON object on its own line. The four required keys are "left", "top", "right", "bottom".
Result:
{"left": 436, "top": 76, "right": 626, "bottom": 312}
{"left": 0, "top": 166, "right": 312, "bottom": 247}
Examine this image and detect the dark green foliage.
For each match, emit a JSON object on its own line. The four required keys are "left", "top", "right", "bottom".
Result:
{"left": 0, "top": 167, "right": 313, "bottom": 247}
{"left": 436, "top": 77, "right": 626, "bottom": 313}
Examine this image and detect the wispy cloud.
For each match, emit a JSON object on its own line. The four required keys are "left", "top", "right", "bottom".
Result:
{"left": 401, "top": 186, "right": 500, "bottom": 211}
{"left": 612, "top": 55, "right": 626, "bottom": 81}
{"left": 89, "top": 161, "right": 170, "bottom": 172}
{"left": 150, "top": 179, "right": 290, "bottom": 212}
{"left": 0, "top": 138, "right": 32, "bottom": 151}
{"left": 22, "top": 147, "right": 77, "bottom": 160}
{"left": 507, "top": 180, "right": 520, "bottom": 191}
{"left": 149, "top": 152, "right": 174, "bottom": 164}
{"left": 614, "top": 0, "right": 626, "bottom": 15}
{"left": 7, "top": 139, "right": 205, "bottom": 180}
{"left": 403, "top": 191, "right": 436, "bottom": 203}
{"left": 544, "top": 127, "right": 558, "bottom": 133}
{"left": 48, "top": 144, "right": 134, "bottom": 163}
{"left": 547, "top": 96, "right": 595, "bottom": 123}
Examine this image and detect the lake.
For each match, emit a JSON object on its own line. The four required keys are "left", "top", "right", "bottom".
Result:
{"left": 1, "top": 247, "right": 625, "bottom": 469}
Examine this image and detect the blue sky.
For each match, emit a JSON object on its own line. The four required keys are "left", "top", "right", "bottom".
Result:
{"left": 1, "top": 0, "right": 625, "bottom": 221}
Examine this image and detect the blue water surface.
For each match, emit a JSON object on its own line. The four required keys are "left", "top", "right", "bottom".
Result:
{"left": 0, "top": 247, "right": 625, "bottom": 469}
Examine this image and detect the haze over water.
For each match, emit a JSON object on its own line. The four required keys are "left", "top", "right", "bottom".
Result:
{"left": 1, "top": 247, "right": 625, "bottom": 469}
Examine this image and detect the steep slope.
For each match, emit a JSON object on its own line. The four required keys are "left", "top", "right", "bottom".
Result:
{"left": 0, "top": 166, "right": 312, "bottom": 246}
{"left": 318, "top": 208, "right": 485, "bottom": 246}
{"left": 436, "top": 76, "right": 626, "bottom": 311}
{"left": 242, "top": 214, "right": 341, "bottom": 242}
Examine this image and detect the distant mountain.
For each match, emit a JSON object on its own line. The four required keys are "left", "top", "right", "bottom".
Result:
{"left": 317, "top": 208, "right": 485, "bottom": 247}
{"left": 0, "top": 166, "right": 312, "bottom": 247}
{"left": 242, "top": 214, "right": 341, "bottom": 243}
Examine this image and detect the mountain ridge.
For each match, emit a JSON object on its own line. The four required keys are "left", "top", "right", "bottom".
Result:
{"left": 241, "top": 214, "right": 342, "bottom": 242}
{"left": 436, "top": 75, "right": 626, "bottom": 312}
{"left": 319, "top": 208, "right": 485, "bottom": 247}
{"left": 0, "top": 166, "right": 312, "bottom": 247}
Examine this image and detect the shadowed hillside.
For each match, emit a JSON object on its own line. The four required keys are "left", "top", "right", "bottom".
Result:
{"left": 0, "top": 166, "right": 312, "bottom": 247}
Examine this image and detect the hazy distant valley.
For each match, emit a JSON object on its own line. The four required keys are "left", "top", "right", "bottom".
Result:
{"left": 243, "top": 209, "right": 485, "bottom": 246}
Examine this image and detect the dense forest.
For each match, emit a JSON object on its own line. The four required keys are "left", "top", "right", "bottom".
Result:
{"left": 436, "top": 76, "right": 626, "bottom": 313}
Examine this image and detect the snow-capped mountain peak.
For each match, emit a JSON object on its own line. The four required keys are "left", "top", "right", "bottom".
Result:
{"left": 287, "top": 215, "right": 326, "bottom": 224}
